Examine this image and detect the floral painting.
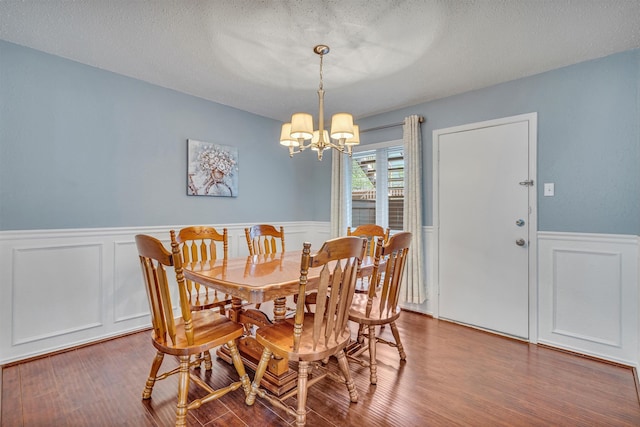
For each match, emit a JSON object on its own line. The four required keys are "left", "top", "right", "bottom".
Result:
{"left": 187, "top": 139, "right": 238, "bottom": 197}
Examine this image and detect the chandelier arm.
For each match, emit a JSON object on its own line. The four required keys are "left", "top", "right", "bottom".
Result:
{"left": 324, "top": 140, "right": 344, "bottom": 151}
{"left": 298, "top": 140, "right": 313, "bottom": 150}
{"left": 288, "top": 147, "right": 304, "bottom": 157}
{"left": 287, "top": 138, "right": 352, "bottom": 158}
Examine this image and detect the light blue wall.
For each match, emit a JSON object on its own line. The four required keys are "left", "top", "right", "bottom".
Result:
{"left": 358, "top": 49, "right": 640, "bottom": 235}
{"left": 0, "top": 41, "right": 331, "bottom": 230}
{"left": 2, "top": 41, "right": 638, "bottom": 235}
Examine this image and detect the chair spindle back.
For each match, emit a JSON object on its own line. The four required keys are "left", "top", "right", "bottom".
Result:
{"left": 367, "top": 231, "right": 412, "bottom": 319}
{"left": 136, "top": 232, "right": 194, "bottom": 347}
{"left": 293, "top": 236, "right": 367, "bottom": 352}
{"left": 347, "top": 224, "right": 390, "bottom": 258}
{"left": 176, "top": 226, "right": 228, "bottom": 308}
{"left": 245, "top": 224, "right": 285, "bottom": 256}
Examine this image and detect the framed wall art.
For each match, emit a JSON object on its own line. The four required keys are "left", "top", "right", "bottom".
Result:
{"left": 187, "top": 139, "right": 238, "bottom": 197}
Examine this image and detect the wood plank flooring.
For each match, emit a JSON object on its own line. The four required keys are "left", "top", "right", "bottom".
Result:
{"left": 2, "top": 312, "right": 639, "bottom": 426}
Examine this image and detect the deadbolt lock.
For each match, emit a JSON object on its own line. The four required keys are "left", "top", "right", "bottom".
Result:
{"left": 515, "top": 219, "right": 525, "bottom": 227}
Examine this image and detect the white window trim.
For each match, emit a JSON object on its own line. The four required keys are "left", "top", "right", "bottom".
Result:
{"left": 375, "top": 150, "right": 388, "bottom": 225}
{"left": 349, "top": 139, "right": 404, "bottom": 230}
{"left": 352, "top": 139, "right": 403, "bottom": 153}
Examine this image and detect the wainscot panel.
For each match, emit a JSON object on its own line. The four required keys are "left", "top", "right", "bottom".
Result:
{"left": 538, "top": 232, "right": 639, "bottom": 366}
{"left": 0, "top": 222, "right": 329, "bottom": 364}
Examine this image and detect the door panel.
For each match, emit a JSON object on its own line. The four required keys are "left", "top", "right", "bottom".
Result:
{"left": 438, "top": 121, "right": 530, "bottom": 338}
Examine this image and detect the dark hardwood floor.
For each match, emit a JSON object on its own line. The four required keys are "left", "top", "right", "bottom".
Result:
{"left": 2, "top": 312, "right": 639, "bottom": 426}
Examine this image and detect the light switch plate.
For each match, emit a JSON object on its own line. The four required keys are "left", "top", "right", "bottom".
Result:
{"left": 544, "top": 182, "right": 555, "bottom": 196}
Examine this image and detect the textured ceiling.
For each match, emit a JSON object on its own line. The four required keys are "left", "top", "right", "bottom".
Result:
{"left": 1, "top": 0, "right": 640, "bottom": 122}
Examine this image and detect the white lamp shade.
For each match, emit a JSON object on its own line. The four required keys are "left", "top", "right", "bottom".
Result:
{"left": 311, "top": 129, "right": 330, "bottom": 145}
{"left": 279, "top": 123, "right": 299, "bottom": 147}
{"left": 330, "top": 113, "right": 354, "bottom": 139}
{"left": 345, "top": 124, "right": 360, "bottom": 145}
{"left": 290, "top": 113, "right": 313, "bottom": 140}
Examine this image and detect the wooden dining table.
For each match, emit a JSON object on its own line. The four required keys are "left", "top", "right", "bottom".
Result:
{"left": 181, "top": 250, "right": 378, "bottom": 395}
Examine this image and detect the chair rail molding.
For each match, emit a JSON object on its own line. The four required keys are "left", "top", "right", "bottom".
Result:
{"left": 0, "top": 221, "right": 330, "bottom": 364}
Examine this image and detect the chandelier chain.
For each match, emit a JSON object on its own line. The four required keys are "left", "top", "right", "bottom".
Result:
{"left": 319, "top": 53, "right": 324, "bottom": 91}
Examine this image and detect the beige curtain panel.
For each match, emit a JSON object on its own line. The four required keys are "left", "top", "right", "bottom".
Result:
{"left": 330, "top": 151, "right": 350, "bottom": 239}
{"left": 402, "top": 115, "right": 426, "bottom": 304}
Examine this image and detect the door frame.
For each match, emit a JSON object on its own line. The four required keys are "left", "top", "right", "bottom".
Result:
{"left": 432, "top": 113, "right": 538, "bottom": 342}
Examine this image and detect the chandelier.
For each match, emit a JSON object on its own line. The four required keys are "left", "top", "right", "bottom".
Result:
{"left": 279, "top": 45, "right": 360, "bottom": 160}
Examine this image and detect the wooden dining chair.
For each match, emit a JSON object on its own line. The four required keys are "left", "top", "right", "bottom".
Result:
{"left": 244, "top": 224, "right": 285, "bottom": 256}
{"left": 176, "top": 226, "right": 233, "bottom": 368}
{"left": 347, "top": 224, "right": 390, "bottom": 293}
{"left": 348, "top": 231, "right": 411, "bottom": 385}
{"left": 135, "top": 232, "right": 250, "bottom": 426}
{"left": 244, "top": 224, "right": 285, "bottom": 310}
{"left": 245, "top": 236, "right": 367, "bottom": 426}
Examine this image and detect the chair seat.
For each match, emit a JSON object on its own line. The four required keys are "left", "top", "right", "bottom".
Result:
{"left": 349, "top": 292, "right": 401, "bottom": 326}
{"left": 151, "top": 310, "right": 243, "bottom": 356}
{"left": 255, "top": 314, "right": 352, "bottom": 362}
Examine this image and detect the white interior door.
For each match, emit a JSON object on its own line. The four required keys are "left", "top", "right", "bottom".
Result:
{"left": 436, "top": 119, "right": 533, "bottom": 339}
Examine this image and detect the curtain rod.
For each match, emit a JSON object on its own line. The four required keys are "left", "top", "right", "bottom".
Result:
{"left": 360, "top": 116, "right": 424, "bottom": 133}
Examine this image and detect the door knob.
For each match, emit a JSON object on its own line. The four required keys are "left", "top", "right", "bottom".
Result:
{"left": 515, "top": 238, "right": 526, "bottom": 247}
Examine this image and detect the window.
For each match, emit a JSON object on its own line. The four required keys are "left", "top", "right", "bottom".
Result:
{"left": 350, "top": 141, "right": 404, "bottom": 232}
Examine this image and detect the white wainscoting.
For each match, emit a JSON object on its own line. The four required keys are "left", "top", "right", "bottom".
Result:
{"left": 4, "top": 226, "right": 635, "bottom": 367}
{"left": 399, "top": 226, "right": 434, "bottom": 315}
{"left": 538, "top": 232, "right": 639, "bottom": 366}
{"left": 0, "top": 222, "right": 330, "bottom": 365}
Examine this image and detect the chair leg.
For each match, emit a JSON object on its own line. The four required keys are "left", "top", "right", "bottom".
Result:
{"left": 203, "top": 350, "right": 213, "bottom": 370}
{"left": 246, "top": 348, "right": 272, "bottom": 405}
{"left": 356, "top": 323, "right": 365, "bottom": 344}
{"left": 390, "top": 321, "right": 407, "bottom": 361}
{"left": 175, "top": 355, "right": 191, "bottom": 427}
{"left": 227, "top": 339, "right": 251, "bottom": 397}
{"left": 368, "top": 325, "right": 378, "bottom": 385}
{"left": 142, "top": 351, "right": 164, "bottom": 399}
{"left": 295, "top": 361, "right": 310, "bottom": 427}
{"left": 335, "top": 350, "right": 358, "bottom": 403}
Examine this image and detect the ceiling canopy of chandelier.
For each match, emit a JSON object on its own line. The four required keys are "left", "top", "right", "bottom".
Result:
{"left": 279, "top": 45, "right": 359, "bottom": 160}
